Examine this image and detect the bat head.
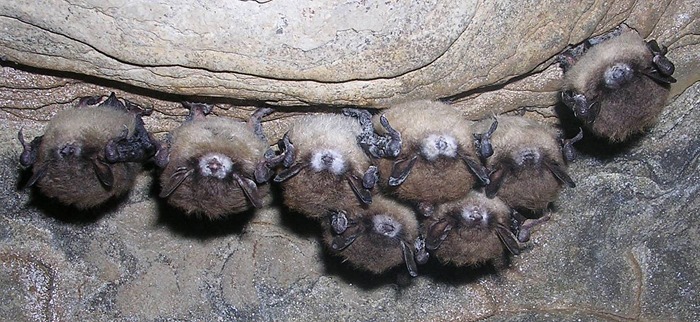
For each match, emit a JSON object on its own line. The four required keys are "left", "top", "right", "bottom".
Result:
{"left": 458, "top": 204, "right": 490, "bottom": 229}
{"left": 197, "top": 152, "right": 234, "bottom": 179}
{"left": 420, "top": 134, "right": 458, "bottom": 161}
{"left": 309, "top": 149, "right": 347, "bottom": 175}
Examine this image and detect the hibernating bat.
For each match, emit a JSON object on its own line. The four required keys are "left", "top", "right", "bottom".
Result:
{"left": 371, "top": 100, "right": 489, "bottom": 216}
{"left": 421, "top": 192, "right": 521, "bottom": 267}
{"left": 560, "top": 26, "right": 676, "bottom": 142}
{"left": 322, "top": 195, "right": 420, "bottom": 277}
{"left": 475, "top": 115, "right": 581, "bottom": 212}
{"left": 155, "top": 102, "right": 273, "bottom": 219}
{"left": 273, "top": 114, "right": 378, "bottom": 220}
{"left": 17, "top": 92, "right": 157, "bottom": 209}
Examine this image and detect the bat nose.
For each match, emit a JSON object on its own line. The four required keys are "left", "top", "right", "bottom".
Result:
{"left": 435, "top": 136, "right": 448, "bottom": 151}
{"left": 470, "top": 213, "right": 482, "bottom": 221}
{"left": 377, "top": 222, "right": 397, "bottom": 236}
{"left": 207, "top": 160, "right": 222, "bottom": 173}
{"left": 321, "top": 154, "right": 334, "bottom": 166}
{"left": 518, "top": 149, "right": 540, "bottom": 165}
{"left": 59, "top": 144, "right": 79, "bottom": 157}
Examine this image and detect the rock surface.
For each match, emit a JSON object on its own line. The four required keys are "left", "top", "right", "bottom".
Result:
{"left": 1, "top": 0, "right": 698, "bottom": 105}
{"left": 0, "top": 69, "right": 698, "bottom": 321}
{"left": 0, "top": 1, "right": 699, "bottom": 320}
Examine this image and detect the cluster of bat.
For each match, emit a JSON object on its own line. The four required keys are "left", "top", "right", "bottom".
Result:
{"left": 18, "top": 27, "right": 675, "bottom": 277}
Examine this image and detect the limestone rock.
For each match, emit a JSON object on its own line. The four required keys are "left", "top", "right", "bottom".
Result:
{"left": 0, "top": 1, "right": 699, "bottom": 320}
{"left": 1, "top": 0, "right": 698, "bottom": 106}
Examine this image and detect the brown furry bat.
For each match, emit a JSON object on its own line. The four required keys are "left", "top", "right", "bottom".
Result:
{"left": 560, "top": 27, "right": 676, "bottom": 142}
{"left": 421, "top": 192, "right": 522, "bottom": 267}
{"left": 18, "top": 92, "right": 156, "bottom": 209}
{"left": 372, "top": 100, "right": 489, "bottom": 216}
{"left": 155, "top": 103, "right": 272, "bottom": 219}
{"left": 322, "top": 195, "right": 420, "bottom": 276}
{"left": 475, "top": 116, "right": 581, "bottom": 212}
{"left": 273, "top": 114, "right": 378, "bottom": 220}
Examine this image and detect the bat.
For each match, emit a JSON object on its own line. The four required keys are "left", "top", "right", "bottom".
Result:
{"left": 155, "top": 102, "right": 272, "bottom": 219}
{"left": 420, "top": 192, "right": 522, "bottom": 267}
{"left": 18, "top": 92, "right": 156, "bottom": 209}
{"left": 273, "top": 114, "right": 378, "bottom": 220}
{"left": 560, "top": 26, "right": 676, "bottom": 142}
{"left": 322, "top": 195, "right": 420, "bottom": 277}
{"left": 371, "top": 100, "right": 489, "bottom": 216}
{"left": 475, "top": 115, "right": 582, "bottom": 212}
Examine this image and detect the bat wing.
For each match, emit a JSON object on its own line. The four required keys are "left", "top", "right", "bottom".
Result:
{"left": 159, "top": 167, "right": 194, "bottom": 198}
{"left": 388, "top": 155, "right": 418, "bottom": 186}
{"left": 233, "top": 173, "right": 263, "bottom": 209}
{"left": 495, "top": 224, "right": 521, "bottom": 255}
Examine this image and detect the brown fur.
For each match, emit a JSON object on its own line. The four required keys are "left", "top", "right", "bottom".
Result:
{"left": 563, "top": 31, "right": 670, "bottom": 141}
{"left": 321, "top": 196, "right": 419, "bottom": 274}
{"left": 161, "top": 116, "right": 269, "bottom": 219}
{"left": 373, "top": 100, "right": 481, "bottom": 204}
{"left": 32, "top": 106, "right": 139, "bottom": 209}
{"left": 280, "top": 114, "right": 373, "bottom": 219}
{"left": 588, "top": 77, "right": 668, "bottom": 141}
{"left": 478, "top": 116, "right": 570, "bottom": 211}
{"left": 376, "top": 157, "right": 474, "bottom": 203}
{"left": 425, "top": 192, "right": 512, "bottom": 267}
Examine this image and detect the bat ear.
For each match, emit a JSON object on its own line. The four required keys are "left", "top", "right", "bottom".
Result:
{"left": 362, "top": 165, "right": 378, "bottom": 190}
{"left": 495, "top": 224, "right": 521, "bottom": 255}
{"left": 101, "top": 92, "right": 128, "bottom": 111}
{"left": 254, "top": 160, "right": 273, "bottom": 183}
{"left": 562, "top": 128, "right": 584, "bottom": 163}
{"left": 278, "top": 132, "right": 296, "bottom": 168}
{"left": 578, "top": 101, "right": 600, "bottom": 125}
{"left": 232, "top": 173, "right": 263, "bottom": 208}
{"left": 25, "top": 163, "right": 49, "bottom": 188}
{"left": 413, "top": 236, "right": 430, "bottom": 265}
{"left": 425, "top": 218, "right": 453, "bottom": 251}
{"left": 646, "top": 40, "right": 676, "bottom": 78}
{"left": 273, "top": 162, "right": 307, "bottom": 183}
{"left": 641, "top": 67, "right": 677, "bottom": 84}
{"left": 159, "top": 167, "right": 194, "bottom": 198}
{"left": 248, "top": 107, "right": 274, "bottom": 141}
{"left": 92, "top": 158, "right": 115, "bottom": 189}
{"left": 329, "top": 210, "right": 350, "bottom": 234}
{"left": 104, "top": 118, "right": 157, "bottom": 164}
{"left": 485, "top": 167, "right": 506, "bottom": 198}
{"left": 561, "top": 91, "right": 598, "bottom": 125}
{"left": 345, "top": 173, "right": 372, "bottom": 205}
{"left": 18, "top": 129, "right": 42, "bottom": 167}
{"left": 401, "top": 241, "right": 419, "bottom": 277}
{"left": 543, "top": 161, "right": 575, "bottom": 188}
{"left": 461, "top": 154, "right": 490, "bottom": 185}
{"left": 182, "top": 101, "right": 213, "bottom": 120}
{"left": 388, "top": 155, "right": 418, "bottom": 186}
{"left": 378, "top": 114, "right": 403, "bottom": 158}
{"left": 154, "top": 138, "right": 171, "bottom": 168}
{"left": 475, "top": 118, "right": 498, "bottom": 159}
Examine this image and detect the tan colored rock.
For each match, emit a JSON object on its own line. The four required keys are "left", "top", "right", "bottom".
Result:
{"left": 0, "top": 2, "right": 699, "bottom": 320}
{"left": 1, "top": 0, "right": 698, "bottom": 106}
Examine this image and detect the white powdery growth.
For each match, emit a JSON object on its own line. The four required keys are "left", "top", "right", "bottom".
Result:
{"left": 514, "top": 148, "right": 542, "bottom": 166}
{"left": 372, "top": 215, "right": 401, "bottom": 238}
{"left": 603, "top": 63, "right": 634, "bottom": 89}
{"left": 421, "top": 134, "right": 458, "bottom": 161}
{"left": 461, "top": 205, "right": 489, "bottom": 226}
{"left": 198, "top": 153, "right": 233, "bottom": 179}
{"left": 310, "top": 149, "right": 346, "bottom": 175}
